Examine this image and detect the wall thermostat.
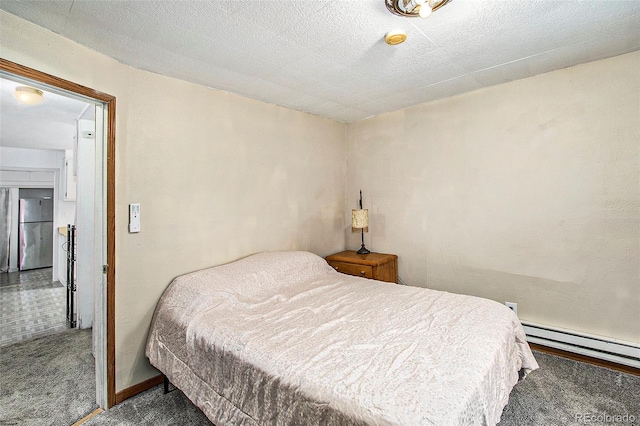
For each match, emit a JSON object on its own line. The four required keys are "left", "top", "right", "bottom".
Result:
{"left": 129, "top": 203, "right": 140, "bottom": 233}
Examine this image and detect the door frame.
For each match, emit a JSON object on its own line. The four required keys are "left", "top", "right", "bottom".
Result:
{"left": 0, "top": 58, "right": 117, "bottom": 408}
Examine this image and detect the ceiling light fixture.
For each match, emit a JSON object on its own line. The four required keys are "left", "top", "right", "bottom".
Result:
{"left": 14, "top": 86, "right": 44, "bottom": 105}
{"left": 385, "top": 0, "right": 452, "bottom": 18}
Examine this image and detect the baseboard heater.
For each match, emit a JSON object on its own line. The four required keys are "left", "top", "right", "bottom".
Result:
{"left": 522, "top": 321, "right": 640, "bottom": 369}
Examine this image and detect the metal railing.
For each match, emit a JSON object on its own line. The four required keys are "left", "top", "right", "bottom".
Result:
{"left": 64, "top": 224, "right": 77, "bottom": 328}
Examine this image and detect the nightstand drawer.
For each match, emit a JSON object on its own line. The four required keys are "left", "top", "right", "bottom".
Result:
{"left": 328, "top": 261, "right": 373, "bottom": 279}
{"left": 326, "top": 251, "right": 398, "bottom": 283}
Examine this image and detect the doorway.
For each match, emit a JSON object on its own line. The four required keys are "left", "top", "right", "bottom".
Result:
{"left": 0, "top": 58, "right": 116, "bottom": 409}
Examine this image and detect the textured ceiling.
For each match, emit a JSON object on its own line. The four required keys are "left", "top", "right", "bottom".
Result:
{"left": 0, "top": 0, "right": 639, "bottom": 123}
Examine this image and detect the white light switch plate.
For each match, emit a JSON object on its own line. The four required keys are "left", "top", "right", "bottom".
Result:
{"left": 129, "top": 203, "right": 140, "bottom": 233}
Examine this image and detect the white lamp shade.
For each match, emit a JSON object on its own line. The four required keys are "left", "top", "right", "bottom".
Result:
{"left": 352, "top": 209, "right": 369, "bottom": 229}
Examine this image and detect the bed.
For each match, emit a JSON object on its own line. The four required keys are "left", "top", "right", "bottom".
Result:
{"left": 146, "top": 251, "right": 538, "bottom": 425}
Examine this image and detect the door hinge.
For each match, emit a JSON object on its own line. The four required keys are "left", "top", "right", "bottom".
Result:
{"left": 102, "top": 265, "right": 109, "bottom": 274}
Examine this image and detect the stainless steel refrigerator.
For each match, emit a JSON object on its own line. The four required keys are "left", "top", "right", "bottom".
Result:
{"left": 18, "top": 198, "right": 54, "bottom": 271}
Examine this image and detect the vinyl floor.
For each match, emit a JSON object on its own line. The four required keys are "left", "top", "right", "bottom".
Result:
{"left": 0, "top": 267, "right": 68, "bottom": 347}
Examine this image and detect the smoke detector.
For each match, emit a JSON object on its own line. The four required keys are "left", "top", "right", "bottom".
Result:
{"left": 385, "top": 30, "right": 407, "bottom": 45}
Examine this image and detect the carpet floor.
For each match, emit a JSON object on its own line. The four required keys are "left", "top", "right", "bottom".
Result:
{"left": 0, "top": 328, "right": 97, "bottom": 426}
{"left": 1, "top": 328, "right": 638, "bottom": 425}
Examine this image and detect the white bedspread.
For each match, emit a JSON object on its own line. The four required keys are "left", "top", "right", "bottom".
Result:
{"left": 147, "top": 251, "right": 538, "bottom": 425}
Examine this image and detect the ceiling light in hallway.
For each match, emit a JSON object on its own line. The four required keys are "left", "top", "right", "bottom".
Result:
{"left": 14, "top": 86, "right": 44, "bottom": 105}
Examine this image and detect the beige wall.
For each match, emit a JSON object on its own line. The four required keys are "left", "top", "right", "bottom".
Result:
{"left": 1, "top": 12, "right": 347, "bottom": 391}
{"left": 347, "top": 51, "right": 640, "bottom": 343}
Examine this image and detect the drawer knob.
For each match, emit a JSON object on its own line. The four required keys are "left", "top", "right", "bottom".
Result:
{"left": 360, "top": 271, "right": 365, "bottom": 275}
{"left": 334, "top": 266, "right": 339, "bottom": 271}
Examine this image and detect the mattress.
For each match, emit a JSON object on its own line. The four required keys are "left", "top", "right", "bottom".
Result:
{"left": 146, "top": 251, "right": 538, "bottom": 425}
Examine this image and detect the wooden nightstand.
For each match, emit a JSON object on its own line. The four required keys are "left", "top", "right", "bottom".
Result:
{"left": 325, "top": 250, "right": 398, "bottom": 283}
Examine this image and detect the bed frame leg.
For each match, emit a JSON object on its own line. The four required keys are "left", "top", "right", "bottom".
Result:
{"left": 163, "top": 375, "right": 170, "bottom": 394}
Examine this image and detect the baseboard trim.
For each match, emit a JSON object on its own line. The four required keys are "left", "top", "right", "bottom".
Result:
{"left": 530, "top": 343, "right": 640, "bottom": 377}
{"left": 115, "top": 374, "right": 164, "bottom": 404}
